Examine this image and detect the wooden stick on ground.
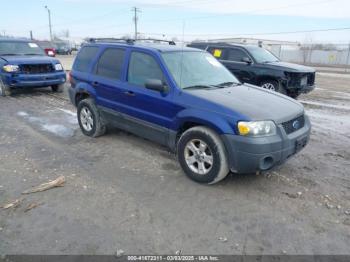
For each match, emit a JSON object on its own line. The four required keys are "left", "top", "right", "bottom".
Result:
{"left": 22, "top": 176, "right": 65, "bottom": 194}
{"left": 1, "top": 198, "right": 23, "bottom": 209}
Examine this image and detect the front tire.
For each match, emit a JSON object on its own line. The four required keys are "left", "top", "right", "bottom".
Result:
{"left": 51, "top": 84, "right": 64, "bottom": 93}
{"left": 260, "top": 80, "right": 286, "bottom": 95}
{"left": 177, "top": 126, "right": 229, "bottom": 184}
{"left": 77, "top": 98, "right": 106, "bottom": 137}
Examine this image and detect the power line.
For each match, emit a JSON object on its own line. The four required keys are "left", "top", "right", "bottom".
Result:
{"left": 143, "top": 26, "right": 350, "bottom": 37}
{"left": 140, "top": 0, "right": 334, "bottom": 24}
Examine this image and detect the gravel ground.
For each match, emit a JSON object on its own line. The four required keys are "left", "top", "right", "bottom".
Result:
{"left": 0, "top": 73, "right": 349, "bottom": 255}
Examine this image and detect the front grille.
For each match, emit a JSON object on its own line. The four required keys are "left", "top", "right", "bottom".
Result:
{"left": 20, "top": 64, "right": 54, "bottom": 74}
{"left": 282, "top": 115, "right": 305, "bottom": 134}
{"left": 287, "top": 72, "right": 315, "bottom": 87}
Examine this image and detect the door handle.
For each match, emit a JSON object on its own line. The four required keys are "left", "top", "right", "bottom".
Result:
{"left": 92, "top": 81, "right": 99, "bottom": 87}
{"left": 124, "top": 91, "right": 135, "bottom": 96}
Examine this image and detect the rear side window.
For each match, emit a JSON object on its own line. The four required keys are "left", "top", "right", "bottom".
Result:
{"left": 208, "top": 47, "right": 225, "bottom": 59}
{"left": 95, "top": 48, "right": 125, "bottom": 80}
{"left": 227, "top": 49, "right": 247, "bottom": 62}
{"left": 128, "top": 52, "right": 163, "bottom": 87}
{"left": 74, "top": 46, "right": 99, "bottom": 72}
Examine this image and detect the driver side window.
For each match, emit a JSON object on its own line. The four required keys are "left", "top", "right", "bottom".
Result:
{"left": 128, "top": 52, "right": 164, "bottom": 87}
{"left": 227, "top": 49, "right": 247, "bottom": 62}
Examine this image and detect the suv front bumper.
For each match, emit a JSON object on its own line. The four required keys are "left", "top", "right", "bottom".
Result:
{"left": 2, "top": 71, "right": 66, "bottom": 88}
{"left": 221, "top": 115, "right": 311, "bottom": 173}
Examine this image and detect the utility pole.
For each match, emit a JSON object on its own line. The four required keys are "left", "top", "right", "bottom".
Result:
{"left": 30, "top": 30, "right": 33, "bottom": 40}
{"left": 45, "top": 5, "right": 53, "bottom": 41}
{"left": 132, "top": 7, "right": 140, "bottom": 40}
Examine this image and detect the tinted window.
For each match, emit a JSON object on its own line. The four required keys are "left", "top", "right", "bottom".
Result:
{"left": 227, "top": 49, "right": 246, "bottom": 62}
{"left": 208, "top": 47, "right": 225, "bottom": 59}
{"left": 95, "top": 48, "right": 125, "bottom": 80}
{"left": 74, "top": 46, "right": 99, "bottom": 72}
{"left": 128, "top": 52, "right": 163, "bottom": 87}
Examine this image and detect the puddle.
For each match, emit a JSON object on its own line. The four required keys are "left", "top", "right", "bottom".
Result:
{"left": 17, "top": 109, "right": 78, "bottom": 138}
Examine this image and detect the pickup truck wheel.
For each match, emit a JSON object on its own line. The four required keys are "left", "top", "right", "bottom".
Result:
{"left": 51, "top": 84, "right": 64, "bottom": 93}
{"left": 0, "top": 80, "right": 11, "bottom": 97}
{"left": 177, "top": 126, "right": 229, "bottom": 184}
{"left": 77, "top": 98, "right": 106, "bottom": 137}
{"left": 260, "top": 80, "right": 286, "bottom": 95}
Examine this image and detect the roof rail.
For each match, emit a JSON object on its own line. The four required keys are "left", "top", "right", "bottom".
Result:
{"left": 88, "top": 38, "right": 135, "bottom": 44}
{"left": 136, "top": 38, "right": 176, "bottom": 45}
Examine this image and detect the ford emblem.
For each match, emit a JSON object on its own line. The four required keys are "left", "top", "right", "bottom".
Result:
{"left": 292, "top": 120, "right": 300, "bottom": 129}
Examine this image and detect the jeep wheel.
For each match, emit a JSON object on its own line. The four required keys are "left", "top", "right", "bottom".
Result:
{"left": 0, "top": 80, "right": 11, "bottom": 97}
{"left": 51, "top": 84, "right": 64, "bottom": 93}
{"left": 261, "top": 80, "right": 286, "bottom": 95}
{"left": 77, "top": 98, "right": 106, "bottom": 137}
{"left": 177, "top": 126, "right": 229, "bottom": 184}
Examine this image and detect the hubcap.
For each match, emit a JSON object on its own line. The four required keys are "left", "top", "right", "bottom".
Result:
{"left": 184, "top": 139, "right": 213, "bottom": 175}
{"left": 80, "top": 106, "right": 94, "bottom": 132}
{"left": 261, "top": 82, "right": 276, "bottom": 91}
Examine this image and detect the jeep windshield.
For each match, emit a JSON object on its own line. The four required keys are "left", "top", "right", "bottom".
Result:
{"left": 0, "top": 41, "right": 45, "bottom": 56}
{"left": 245, "top": 46, "right": 279, "bottom": 64}
{"left": 162, "top": 51, "right": 240, "bottom": 89}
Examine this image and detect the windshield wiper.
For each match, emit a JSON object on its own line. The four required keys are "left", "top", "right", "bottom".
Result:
{"left": 0, "top": 53, "right": 18, "bottom": 56}
{"left": 213, "top": 82, "right": 242, "bottom": 88}
{"left": 24, "top": 53, "right": 43, "bottom": 56}
{"left": 183, "top": 85, "right": 214, "bottom": 90}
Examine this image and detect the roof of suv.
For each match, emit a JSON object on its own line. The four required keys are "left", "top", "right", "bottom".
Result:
{"left": 85, "top": 41, "right": 200, "bottom": 53}
{"left": 189, "top": 42, "right": 256, "bottom": 49}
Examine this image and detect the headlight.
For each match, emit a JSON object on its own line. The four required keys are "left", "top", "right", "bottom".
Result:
{"left": 55, "top": 63, "right": 63, "bottom": 71}
{"left": 238, "top": 121, "right": 276, "bottom": 137}
{"left": 3, "top": 65, "right": 19, "bottom": 72}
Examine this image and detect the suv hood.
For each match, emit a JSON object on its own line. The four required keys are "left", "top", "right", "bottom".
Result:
{"left": 188, "top": 84, "right": 304, "bottom": 124}
{"left": 0, "top": 55, "right": 60, "bottom": 64}
{"left": 261, "top": 61, "right": 315, "bottom": 73}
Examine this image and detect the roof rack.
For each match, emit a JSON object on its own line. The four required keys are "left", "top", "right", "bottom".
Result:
{"left": 136, "top": 38, "right": 176, "bottom": 45}
{"left": 88, "top": 38, "right": 135, "bottom": 44}
{"left": 88, "top": 38, "right": 176, "bottom": 46}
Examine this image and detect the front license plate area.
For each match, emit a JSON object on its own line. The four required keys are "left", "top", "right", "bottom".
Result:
{"left": 301, "top": 76, "right": 307, "bottom": 86}
{"left": 295, "top": 136, "right": 308, "bottom": 153}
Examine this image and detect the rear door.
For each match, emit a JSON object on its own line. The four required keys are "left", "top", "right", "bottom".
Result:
{"left": 91, "top": 47, "right": 127, "bottom": 111}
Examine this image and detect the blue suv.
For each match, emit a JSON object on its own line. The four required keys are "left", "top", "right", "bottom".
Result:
{"left": 68, "top": 39, "right": 311, "bottom": 184}
{"left": 0, "top": 39, "right": 66, "bottom": 96}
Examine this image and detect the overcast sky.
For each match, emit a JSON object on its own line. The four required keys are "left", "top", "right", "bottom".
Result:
{"left": 2, "top": 0, "right": 350, "bottom": 43}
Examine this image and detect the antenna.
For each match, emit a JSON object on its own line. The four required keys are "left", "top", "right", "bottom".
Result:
{"left": 179, "top": 20, "right": 186, "bottom": 89}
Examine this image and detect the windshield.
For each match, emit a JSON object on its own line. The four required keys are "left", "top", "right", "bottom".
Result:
{"left": 162, "top": 51, "right": 239, "bottom": 89}
{"left": 0, "top": 41, "right": 45, "bottom": 56}
{"left": 246, "top": 46, "right": 279, "bottom": 63}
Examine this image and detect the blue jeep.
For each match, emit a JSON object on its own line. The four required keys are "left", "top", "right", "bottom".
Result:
{"left": 68, "top": 39, "right": 311, "bottom": 184}
{"left": 0, "top": 39, "right": 66, "bottom": 96}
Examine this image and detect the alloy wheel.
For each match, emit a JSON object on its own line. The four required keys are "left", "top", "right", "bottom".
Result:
{"left": 184, "top": 139, "right": 213, "bottom": 175}
{"left": 80, "top": 106, "right": 94, "bottom": 132}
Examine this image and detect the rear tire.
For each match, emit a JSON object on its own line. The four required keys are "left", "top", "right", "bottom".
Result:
{"left": 260, "top": 80, "right": 287, "bottom": 95}
{"left": 0, "top": 79, "right": 12, "bottom": 96}
{"left": 77, "top": 98, "right": 106, "bottom": 137}
{"left": 51, "top": 84, "right": 64, "bottom": 93}
{"left": 177, "top": 126, "right": 229, "bottom": 184}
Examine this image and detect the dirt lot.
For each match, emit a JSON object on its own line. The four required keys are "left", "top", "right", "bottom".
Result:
{"left": 0, "top": 72, "right": 349, "bottom": 255}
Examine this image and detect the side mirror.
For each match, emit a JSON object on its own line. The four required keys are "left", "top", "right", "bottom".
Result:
{"left": 145, "top": 79, "right": 168, "bottom": 93}
{"left": 242, "top": 57, "right": 252, "bottom": 64}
